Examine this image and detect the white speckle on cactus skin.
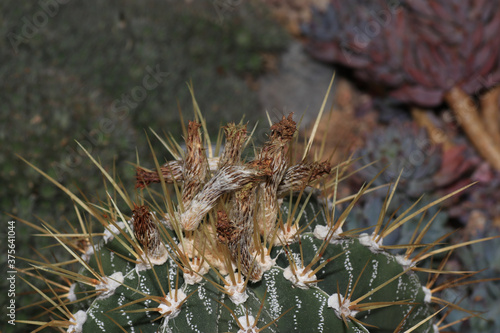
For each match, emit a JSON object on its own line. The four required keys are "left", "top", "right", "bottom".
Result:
{"left": 264, "top": 268, "right": 283, "bottom": 320}
{"left": 397, "top": 276, "right": 406, "bottom": 299}
{"left": 137, "top": 270, "right": 152, "bottom": 296}
{"left": 359, "top": 233, "right": 383, "bottom": 253}
{"left": 118, "top": 293, "right": 135, "bottom": 332}
{"left": 293, "top": 295, "right": 303, "bottom": 329}
{"left": 283, "top": 265, "right": 317, "bottom": 289}
{"left": 67, "top": 310, "right": 87, "bottom": 333}
{"left": 95, "top": 272, "right": 124, "bottom": 300}
{"left": 422, "top": 286, "right": 432, "bottom": 303}
{"left": 328, "top": 293, "right": 359, "bottom": 320}
{"left": 196, "top": 285, "right": 214, "bottom": 315}
{"left": 87, "top": 303, "right": 105, "bottom": 330}
{"left": 365, "top": 259, "right": 379, "bottom": 316}
{"left": 368, "top": 260, "right": 379, "bottom": 288}
{"left": 237, "top": 315, "right": 257, "bottom": 333}
{"left": 313, "top": 290, "right": 326, "bottom": 332}
{"left": 343, "top": 249, "right": 354, "bottom": 295}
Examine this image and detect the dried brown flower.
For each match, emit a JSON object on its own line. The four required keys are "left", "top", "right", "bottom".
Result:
{"left": 138, "top": 114, "right": 331, "bottom": 279}
{"left": 132, "top": 204, "right": 167, "bottom": 265}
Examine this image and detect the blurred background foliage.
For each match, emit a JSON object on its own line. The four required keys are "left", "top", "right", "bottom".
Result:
{"left": 1, "top": 0, "right": 288, "bottom": 231}
{"left": 0, "top": 0, "right": 288, "bottom": 326}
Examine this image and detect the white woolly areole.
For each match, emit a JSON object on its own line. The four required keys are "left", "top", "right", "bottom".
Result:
{"left": 178, "top": 238, "right": 194, "bottom": 256}
{"left": 81, "top": 245, "right": 94, "bottom": 262}
{"left": 237, "top": 315, "right": 257, "bottom": 333}
{"left": 95, "top": 272, "right": 123, "bottom": 299}
{"left": 313, "top": 224, "right": 343, "bottom": 244}
{"left": 359, "top": 233, "right": 383, "bottom": 253}
{"left": 422, "top": 286, "right": 432, "bottom": 304}
{"left": 148, "top": 250, "right": 169, "bottom": 265}
{"left": 67, "top": 310, "right": 87, "bottom": 333}
{"left": 328, "top": 293, "right": 359, "bottom": 319}
{"left": 103, "top": 221, "right": 126, "bottom": 243}
{"left": 67, "top": 283, "right": 77, "bottom": 302}
{"left": 433, "top": 324, "right": 439, "bottom": 333}
{"left": 135, "top": 248, "right": 169, "bottom": 272}
{"left": 257, "top": 253, "right": 274, "bottom": 272}
{"left": 158, "top": 290, "right": 186, "bottom": 319}
{"left": 183, "top": 260, "right": 210, "bottom": 285}
{"left": 224, "top": 275, "right": 248, "bottom": 305}
{"left": 396, "top": 255, "right": 416, "bottom": 270}
{"left": 275, "top": 224, "right": 299, "bottom": 245}
{"left": 136, "top": 260, "right": 152, "bottom": 272}
{"left": 146, "top": 244, "right": 169, "bottom": 266}
{"left": 283, "top": 266, "right": 317, "bottom": 289}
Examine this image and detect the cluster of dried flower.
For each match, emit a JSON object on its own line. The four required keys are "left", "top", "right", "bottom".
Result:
{"left": 135, "top": 114, "right": 331, "bottom": 281}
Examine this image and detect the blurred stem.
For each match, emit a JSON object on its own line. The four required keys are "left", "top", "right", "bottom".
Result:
{"left": 480, "top": 86, "right": 500, "bottom": 145}
{"left": 411, "top": 108, "right": 453, "bottom": 150}
{"left": 444, "top": 86, "right": 500, "bottom": 171}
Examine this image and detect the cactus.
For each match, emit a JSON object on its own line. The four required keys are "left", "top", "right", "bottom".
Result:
{"left": 17, "top": 105, "right": 497, "bottom": 332}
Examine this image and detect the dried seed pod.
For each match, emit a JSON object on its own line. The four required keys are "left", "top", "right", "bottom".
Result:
{"left": 218, "top": 123, "right": 247, "bottom": 168}
{"left": 182, "top": 121, "right": 209, "bottom": 207}
{"left": 136, "top": 160, "right": 184, "bottom": 188}
{"left": 256, "top": 114, "right": 297, "bottom": 238}
{"left": 132, "top": 204, "right": 168, "bottom": 265}
{"left": 228, "top": 184, "right": 262, "bottom": 281}
{"left": 277, "top": 161, "right": 332, "bottom": 197}
{"left": 180, "top": 165, "right": 268, "bottom": 230}
{"left": 216, "top": 210, "right": 235, "bottom": 244}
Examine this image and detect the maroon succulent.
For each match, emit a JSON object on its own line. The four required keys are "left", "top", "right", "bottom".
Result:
{"left": 304, "top": 1, "right": 500, "bottom": 170}
{"left": 304, "top": 0, "right": 500, "bottom": 106}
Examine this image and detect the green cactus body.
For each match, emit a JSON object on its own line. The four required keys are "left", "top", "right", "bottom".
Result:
{"left": 21, "top": 111, "right": 488, "bottom": 333}
{"left": 73, "top": 197, "right": 432, "bottom": 333}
